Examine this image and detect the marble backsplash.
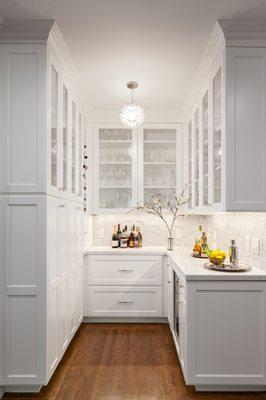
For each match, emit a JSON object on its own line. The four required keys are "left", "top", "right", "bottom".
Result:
{"left": 88, "top": 212, "right": 266, "bottom": 271}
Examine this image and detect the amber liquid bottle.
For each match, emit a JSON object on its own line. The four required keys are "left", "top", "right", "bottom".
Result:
{"left": 128, "top": 226, "right": 135, "bottom": 248}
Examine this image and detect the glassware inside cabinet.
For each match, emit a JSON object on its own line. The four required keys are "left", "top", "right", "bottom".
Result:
{"left": 51, "top": 66, "right": 58, "bottom": 187}
{"left": 213, "top": 68, "right": 222, "bottom": 204}
{"left": 62, "top": 86, "right": 68, "bottom": 190}
{"left": 202, "top": 92, "right": 209, "bottom": 206}
{"left": 143, "top": 128, "right": 177, "bottom": 205}
{"left": 71, "top": 101, "right": 76, "bottom": 194}
{"left": 99, "top": 128, "right": 133, "bottom": 209}
{"left": 194, "top": 109, "right": 199, "bottom": 207}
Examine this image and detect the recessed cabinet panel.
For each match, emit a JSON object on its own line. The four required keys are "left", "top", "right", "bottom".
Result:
{"left": 62, "top": 86, "right": 68, "bottom": 191}
{"left": 7, "top": 296, "right": 37, "bottom": 376}
{"left": 7, "top": 204, "right": 37, "bottom": 286}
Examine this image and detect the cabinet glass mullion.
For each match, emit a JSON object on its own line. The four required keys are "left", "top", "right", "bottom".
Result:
{"left": 99, "top": 128, "right": 132, "bottom": 209}
{"left": 188, "top": 122, "right": 192, "bottom": 208}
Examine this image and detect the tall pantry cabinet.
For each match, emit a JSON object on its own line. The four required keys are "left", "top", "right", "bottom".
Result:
{"left": 185, "top": 20, "right": 266, "bottom": 212}
{"left": 0, "top": 20, "right": 85, "bottom": 393}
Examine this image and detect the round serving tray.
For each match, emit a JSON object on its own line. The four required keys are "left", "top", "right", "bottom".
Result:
{"left": 204, "top": 262, "right": 251, "bottom": 272}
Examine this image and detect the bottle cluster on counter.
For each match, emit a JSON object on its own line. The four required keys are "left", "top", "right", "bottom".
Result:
{"left": 112, "top": 224, "right": 142, "bottom": 248}
{"left": 193, "top": 225, "right": 208, "bottom": 257}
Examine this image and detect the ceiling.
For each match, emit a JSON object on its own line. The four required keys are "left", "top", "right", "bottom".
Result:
{"left": 1, "top": 0, "right": 266, "bottom": 117}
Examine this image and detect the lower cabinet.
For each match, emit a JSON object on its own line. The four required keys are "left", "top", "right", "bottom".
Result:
{"left": 85, "top": 254, "right": 164, "bottom": 318}
{"left": 0, "top": 195, "right": 83, "bottom": 391}
{"left": 185, "top": 280, "right": 266, "bottom": 388}
{"left": 47, "top": 197, "right": 83, "bottom": 380}
{"left": 167, "top": 258, "right": 266, "bottom": 390}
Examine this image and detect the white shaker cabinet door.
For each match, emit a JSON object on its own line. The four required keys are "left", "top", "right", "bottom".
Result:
{"left": 0, "top": 44, "right": 46, "bottom": 193}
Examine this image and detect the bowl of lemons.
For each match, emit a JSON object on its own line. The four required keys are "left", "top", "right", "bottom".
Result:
{"left": 207, "top": 249, "right": 226, "bottom": 266}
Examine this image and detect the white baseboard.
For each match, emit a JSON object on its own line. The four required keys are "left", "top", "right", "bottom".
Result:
{"left": 195, "top": 385, "right": 266, "bottom": 392}
{"left": 83, "top": 317, "right": 168, "bottom": 323}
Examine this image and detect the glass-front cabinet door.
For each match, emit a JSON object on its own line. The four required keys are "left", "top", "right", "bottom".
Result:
{"left": 141, "top": 127, "right": 177, "bottom": 204}
{"left": 212, "top": 67, "right": 222, "bottom": 205}
{"left": 50, "top": 64, "right": 59, "bottom": 190}
{"left": 202, "top": 91, "right": 209, "bottom": 207}
{"left": 194, "top": 109, "right": 199, "bottom": 208}
{"left": 96, "top": 125, "right": 136, "bottom": 211}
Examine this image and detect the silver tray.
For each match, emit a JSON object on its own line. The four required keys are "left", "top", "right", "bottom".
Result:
{"left": 204, "top": 262, "right": 251, "bottom": 272}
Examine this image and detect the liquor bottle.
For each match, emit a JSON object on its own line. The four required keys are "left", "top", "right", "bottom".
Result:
{"left": 120, "top": 228, "right": 128, "bottom": 248}
{"left": 136, "top": 226, "right": 143, "bottom": 247}
{"left": 117, "top": 223, "right": 122, "bottom": 247}
{"left": 111, "top": 225, "right": 119, "bottom": 248}
{"left": 128, "top": 226, "right": 135, "bottom": 248}
{"left": 201, "top": 231, "right": 208, "bottom": 254}
{"left": 134, "top": 225, "right": 139, "bottom": 247}
{"left": 193, "top": 239, "right": 201, "bottom": 257}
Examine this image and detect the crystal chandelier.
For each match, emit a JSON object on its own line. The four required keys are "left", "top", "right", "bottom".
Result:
{"left": 120, "top": 81, "right": 145, "bottom": 129}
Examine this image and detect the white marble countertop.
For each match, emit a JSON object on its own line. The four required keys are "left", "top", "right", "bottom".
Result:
{"left": 84, "top": 246, "right": 266, "bottom": 281}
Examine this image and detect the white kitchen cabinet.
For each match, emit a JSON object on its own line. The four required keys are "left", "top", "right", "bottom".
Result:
{"left": 84, "top": 253, "right": 164, "bottom": 319}
{"left": 0, "top": 21, "right": 85, "bottom": 395}
{"left": 186, "top": 21, "right": 266, "bottom": 212}
{"left": 186, "top": 280, "right": 266, "bottom": 390}
{"left": 166, "top": 264, "right": 174, "bottom": 332}
{"left": 93, "top": 123, "right": 182, "bottom": 213}
{"left": 0, "top": 28, "right": 84, "bottom": 204}
{"left": 93, "top": 123, "right": 137, "bottom": 212}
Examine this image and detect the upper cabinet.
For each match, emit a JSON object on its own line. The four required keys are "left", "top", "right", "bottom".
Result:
{"left": 0, "top": 23, "right": 84, "bottom": 203}
{"left": 186, "top": 21, "right": 266, "bottom": 212}
{"left": 92, "top": 123, "right": 182, "bottom": 213}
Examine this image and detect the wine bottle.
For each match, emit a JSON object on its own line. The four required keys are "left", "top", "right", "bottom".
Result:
{"left": 117, "top": 223, "right": 122, "bottom": 247}
{"left": 136, "top": 226, "right": 142, "bottom": 247}
{"left": 111, "top": 225, "right": 119, "bottom": 248}
{"left": 120, "top": 228, "right": 128, "bottom": 248}
{"left": 128, "top": 226, "right": 135, "bottom": 248}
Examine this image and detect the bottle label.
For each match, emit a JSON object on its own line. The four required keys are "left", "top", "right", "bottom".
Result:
{"left": 120, "top": 238, "right": 127, "bottom": 248}
{"left": 112, "top": 240, "right": 119, "bottom": 247}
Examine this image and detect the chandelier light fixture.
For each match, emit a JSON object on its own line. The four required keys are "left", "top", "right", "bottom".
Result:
{"left": 120, "top": 81, "right": 145, "bottom": 129}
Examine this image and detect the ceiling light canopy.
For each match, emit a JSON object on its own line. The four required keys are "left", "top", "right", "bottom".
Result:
{"left": 120, "top": 81, "right": 145, "bottom": 129}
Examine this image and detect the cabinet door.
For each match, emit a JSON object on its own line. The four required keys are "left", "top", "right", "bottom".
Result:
{"left": 202, "top": 91, "right": 209, "bottom": 207}
{"left": 167, "top": 266, "right": 174, "bottom": 332}
{"left": 193, "top": 110, "right": 200, "bottom": 208}
{"left": 140, "top": 124, "right": 179, "bottom": 204}
{"left": 187, "top": 121, "right": 192, "bottom": 209}
{"left": 94, "top": 124, "right": 137, "bottom": 212}
{"left": 211, "top": 67, "right": 222, "bottom": 205}
{"left": 179, "top": 294, "right": 186, "bottom": 374}
{"left": 48, "top": 57, "right": 62, "bottom": 197}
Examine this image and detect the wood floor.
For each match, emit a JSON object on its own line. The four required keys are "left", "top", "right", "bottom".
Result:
{"left": 3, "top": 323, "right": 266, "bottom": 400}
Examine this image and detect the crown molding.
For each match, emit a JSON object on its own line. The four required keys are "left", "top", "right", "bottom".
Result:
{"left": 0, "top": 19, "right": 54, "bottom": 42}
{"left": 184, "top": 22, "right": 225, "bottom": 116}
{"left": 218, "top": 19, "right": 266, "bottom": 47}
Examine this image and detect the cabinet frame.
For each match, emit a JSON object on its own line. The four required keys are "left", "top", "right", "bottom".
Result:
{"left": 92, "top": 122, "right": 183, "bottom": 214}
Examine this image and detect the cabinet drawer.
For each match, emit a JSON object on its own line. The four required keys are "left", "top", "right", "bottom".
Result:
{"left": 88, "top": 255, "right": 163, "bottom": 285}
{"left": 88, "top": 286, "right": 162, "bottom": 317}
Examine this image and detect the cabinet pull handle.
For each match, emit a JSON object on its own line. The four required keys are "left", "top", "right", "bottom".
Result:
{"left": 59, "top": 204, "right": 65, "bottom": 208}
{"left": 168, "top": 280, "right": 171, "bottom": 284}
{"left": 118, "top": 300, "right": 133, "bottom": 304}
{"left": 180, "top": 284, "right": 184, "bottom": 288}
{"left": 118, "top": 269, "right": 133, "bottom": 272}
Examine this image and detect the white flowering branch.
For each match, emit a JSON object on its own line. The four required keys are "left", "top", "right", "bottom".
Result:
{"left": 129, "top": 183, "right": 191, "bottom": 237}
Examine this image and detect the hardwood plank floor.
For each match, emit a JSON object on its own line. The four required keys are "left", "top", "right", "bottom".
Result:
{"left": 3, "top": 323, "right": 266, "bottom": 400}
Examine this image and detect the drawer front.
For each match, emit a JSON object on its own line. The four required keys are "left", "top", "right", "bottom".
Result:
{"left": 88, "top": 255, "right": 163, "bottom": 285}
{"left": 88, "top": 286, "right": 162, "bottom": 317}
